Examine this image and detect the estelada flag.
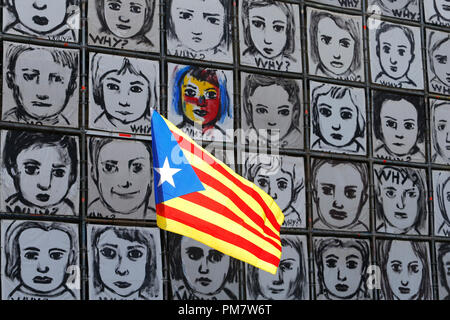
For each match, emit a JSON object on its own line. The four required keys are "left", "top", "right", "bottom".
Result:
{"left": 151, "top": 110, "right": 284, "bottom": 274}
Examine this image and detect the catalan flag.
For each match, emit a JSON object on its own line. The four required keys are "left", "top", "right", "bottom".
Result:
{"left": 151, "top": 111, "right": 284, "bottom": 274}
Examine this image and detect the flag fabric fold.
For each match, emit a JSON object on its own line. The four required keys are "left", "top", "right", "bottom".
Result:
{"left": 151, "top": 110, "right": 284, "bottom": 274}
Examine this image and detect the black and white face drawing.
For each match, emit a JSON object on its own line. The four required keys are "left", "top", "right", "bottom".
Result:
{"left": 247, "top": 235, "right": 309, "bottom": 300}
{"left": 166, "top": 0, "right": 232, "bottom": 63}
{"left": 368, "top": 0, "right": 420, "bottom": 21}
{"left": 3, "top": 0, "right": 80, "bottom": 42}
{"left": 377, "top": 240, "right": 432, "bottom": 300}
{"left": 311, "top": 159, "right": 369, "bottom": 232}
{"left": 168, "top": 234, "right": 239, "bottom": 300}
{"left": 87, "top": 225, "right": 162, "bottom": 300}
{"left": 87, "top": 0, "right": 159, "bottom": 52}
{"left": 433, "top": 170, "right": 450, "bottom": 237}
{"left": 374, "top": 165, "right": 428, "bottom": 235}
{"left": 307, "top": 0, "right": 361, "bottom": 9}
{"left": 241, "top": 73, "right": 303, "bottom": 150}
{"left": 239, "top": 0, "right": 302, "bottom": 73}
{"left": 310, "top": 81, "right": 366, "bottom": 155}
{"left": 0, "top": 130, "right": 80, "bottom": 216}
{"left": 2, "top": 42, "right": 79, "bottom": 128}
{"left": 168, "top": 63, "right": 234, "bottom": 143}
{"left": 369, "top": 21, "right": 423, "bottom": 89}
{"left": 372, "top": 90, "right": 426, "bottom": 163}
{"left": 307, "top": 8, "right": 364, "bottom": 82}
{"left": 431, "top": 99, "right": 450, "bottom": 164}
{"left": 244, "top": 153, "right": 306, "bottom": 229}
{"left": 1, "top": 220, "right": 80, "bottom": 300}
{"left": 437, "top": 242, "right": 450, "bottom": 300}
{"left": 314, "top": 237, "right": 371, "bottom": 300}
{"left": 88, "top": 137, "right": 155, "bottom": 220}
{"left": 427, "top": 29, "right": 450, "bottom": 96}
{"left": 425, "top": 0, "right": 450, "bottom": 27}
{"left": 89, "top": 53, "right": 159, "bottom": 135}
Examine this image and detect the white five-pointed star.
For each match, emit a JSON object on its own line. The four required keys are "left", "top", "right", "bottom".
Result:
{"left": 155, "top": 157, "right": 181, "bottom": 188}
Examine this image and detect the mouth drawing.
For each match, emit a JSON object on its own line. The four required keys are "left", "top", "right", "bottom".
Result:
{"left": 116, "top": 24, "right": 131, "bottom": 30}
{"left": 390, "top": 66, "right": 398, "bottom": 73}
{"left": 33, "top": 276, "right": 53, "bottom": 284}
{"left": 32, "top": 16, "right": 49, "bottom": 26}
{"left": 335, "top": 284, "right": 349, "bottom": 292}
{"left": 111, "top": 189, "right": 140, "bottom": 199}
{"left": 329, "top": 209, "right": 347, "bottom": 221}
{"left": 114, "top": 281, "right": 132, "bottom": 289}
{"left": 268, "top": 287, "right": 284, "bottom": 294}
{"left": 193, "top": 109, "right": 208, "bottom": 117}
{"left": 394, "top": 212, "right": 408, "bottom": 219}
{"left": 263, "top": 48, "right": 274, "bottom": 55}
{"left": 32, "top": 101, "right": 52, "bottom": 108}
{"left": 330, "top": 61, "right": 344, "bottom": 68}
{"left": 192, "top": 36, "right": 203, "bottom": 43}
{"left": 331, "top": 133, "right": 343, "bottom": 140}
{"left": 398, "top": 286, "right": 410, "bottom": 294}
{"left": 116, "top": 110, "right": 133, "bottom": 116}
{"left": 446, "top": 145, "right": 450, "bottom": 150}
{"left": 442, "top": 5, "right": 450, "bottom": 11}
{"left": 393, "top": 142, "right": 404, "bottom": 147}
{"left": 36, "top": 194, "right": 50, "bottom": 202}
{"left": 196, "top": 277, "right": 212, "bottom": 286}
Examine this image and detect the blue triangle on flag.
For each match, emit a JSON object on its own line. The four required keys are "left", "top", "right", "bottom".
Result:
{"left": 151, "top": 111, "right": 205, "bottom": 204}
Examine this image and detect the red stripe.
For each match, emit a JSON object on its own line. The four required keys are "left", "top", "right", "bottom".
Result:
{"left": 157, "top": 204, "right": 280, "bottom": 267}
{"left": 180, "top": 192, "right": 281, "bottom": 251}
{"left": 171, "top": 130, "right": 281, "bottom": 232}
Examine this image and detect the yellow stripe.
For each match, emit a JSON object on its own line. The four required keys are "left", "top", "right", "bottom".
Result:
{"left": 157, "top": 215, "right": 279, "bottom": 274}
{"left": 163, "top": 196, "right": 282, "bottom": 257}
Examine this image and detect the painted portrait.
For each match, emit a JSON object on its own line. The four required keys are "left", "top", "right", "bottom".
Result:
{"left": 310, "top": 81, "right": 366, "bottom": 155}
{"left": 314, "top": 237, "right": 371, "bottom": 300}
{"left": 377, "top": 240, "right": 432, "bottom": 300}
{"left": 87, "top": 136, "right": 156, "bottom": 220}
{"left": 307, "top": 7, "right": 364, "bottom": 82}
{"left": 437, "top": 242, "right": 450, "bottom": 300}
{"left": 244, "top": 153, "right": 306, "bottom": 229}
{"left": 374, "top": 165, "right": 428, "bottom": 235}
{"left": 372, "top": 90, "right": 426, "bottom": 163}
{"left": 433, "top": 170, "right": 450, "bottom": 237}
{"left": 3, "top": 0, "right": 80, "bottom": 42}
{"left": 369, "top": 20, "right": 423, "bottom": 89}
{"left": 307, "top": 0, "right": 361, "bottom": 9}
{"left": 424, "top": 0, "right": 450, "bottom": 28}
{"left": 87, "top": 224, "right": 162, "bottom": 300}
{"left": 241, "top": 73, "right": 303, "bottom": 150}
{"left": 166, "top": 0, "right": 232, "bottom": 63}
{"left": 168, "top": 233, "right": 239, "bottom": 300}
{"left": 368, "top": 0, "right": 420, "bottom": 21}
{"left": 0, "top": 130, "right": 80, "bottom": 216}
{"left": 311, "top": 159, "right": 370, "bottom": 232}
{"left": 168, "top": 63, "right": 233, "bottom": 143}
{"left": 1, "top": 220, "right": 80, "bottom": 300}
{"left": 2, "top": 42, "right": 79, "bottom": 128}
{"left": 239, "top": 0, "right": 302, "bottom": 73}
{"left": 431, "top": 99, "right": 450, "bottom": 164}
{"left": 89, "top": 52, "right": 159, "bottom": 135}
{"left": 87, "top": 0, "right": 159, "bottom": 52}
{"left": 427, "top": 29, "right": 450, "bottom": 96}
{"left": 247, "top": 235, "right": 309, "bottom": 300}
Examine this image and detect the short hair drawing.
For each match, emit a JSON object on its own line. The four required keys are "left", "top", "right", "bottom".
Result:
{"left": 425, "top": 0, "right": 450, "bottom": 27}
{"left": 437, "top": 242, "right": 450, "bottom": 300}
{"left": 433, "top": 170, "right": 450, "bottom": 237}
{"left": 427, "top": 30, "right": 450, "bottom": 95}
{"left": 431, "top": 100, "right": 450, "bottom": 164}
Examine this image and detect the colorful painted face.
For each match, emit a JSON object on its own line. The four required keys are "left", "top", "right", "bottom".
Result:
{"left": 434, "top": 0, "right": 450, "bottom": 21}
{"left": 434, "top": 103, "right": 450, "bottom": 162}
{"left": 386, "top": 241, "right": 424, "bottom": 300}
{"left": 14, "top": 49, "right": 74, "bottom": 120}
{"left": 97, "top": 229, "right": 148, "bottom": 297}
{"left": 431, "top": 38, "right": 450, "bottom": 87}
{"left": 104, "top": 0, "right": 148, "bottom": 38}
{"left": 180, "top": 237, "right": 230, "bottom": 296}
{"left": 380, "top": 0, "right": 412, "bottom": 11}
{"left": 181, "top": 75, "right": 220, "bottom": 126}
{"left": 248, "top": 4, "right": 288, "bottom": 59}
{"left": 19, "top": 228, "right": 72, "bottom": 294}
{"left": 317, "top": 17, "right": 355, "bottom": 76}
{"left": 170, "top": 0, "right": 225, "bottom": 52}
{"left": 13, "top": 0, "right": 68, "bottom": 34}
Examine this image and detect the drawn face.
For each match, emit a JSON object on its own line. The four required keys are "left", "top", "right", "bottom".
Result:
{"left": 378, "top": 28, "right": 413, "bottom": 80}
{"left": 315, "top": 163, "right": 366, "bottom": 229}
{"left": 431, "top": 38, "right": 450, "bottom": 87}
{"left": 96, "top": 229, "right": 148, "bottom": 297}
{"left": 249, "top": 85, "right": 295, "bottom": 141}
{"left": 441, "top": 251, "right": 450, "bottom": 292}
{"left": 13, "top": 0, "right": 68, "bottom": 34}
{"left": 386, "top": 241, "right": 424, "bottom": 300}
{"left": 102, "top": 69, "right": 150, "bottom": 124}
{"left": 248, "top": 4, "right": 288, "bottom": 59}
{"left": 258, "top": 243, "right": 300, "bottom": 300}
{"left": 104, "top": 0, "right": 147, "bottom": 38}
{"left": 442, "top": 179, "right": 450, "bottom": 222}
{"left": 321, "top": 246, "right": 364, "bottom": 299}
{"left": 181, "top": 74, "right": 220, "bottom": 126}
{"left": 378, "top": 168, "right": 420, "bottom": 231}
{"left": 18, "top": 228, "right": 71, "bottom": 293}
{"left": 434, "top": 104, "right": 450, "bottom": 161}
{"left": 434, "top": 0, "right": 450, "bottom": 21}
{"left": 180, "top": 237, "right": 230, "bottom": 296}
{"left": 170, "top": 0, "right": 225, "bottom": 52}
{"left": 316, "top": 90, "right": 359, "bottom": 147}
{"left": 380, "top": 99, "right": 419, "bottom": 156}
{"left": 13, "top": 49, "right": 73, "bottom": 120}
{"left": 96, "top": 141, "right": 151, "bottom": 214}
{"left": 15, "top": 144, "right": 72, "bottom": 208}
{"left": 317, "top": 17, "right": 355, "bottom": 76}
{"left": 253, "top": 163, "right": 293, "bottom": 212}
{"left": 380, "top": 0, "right": 411, "bottom": 10}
